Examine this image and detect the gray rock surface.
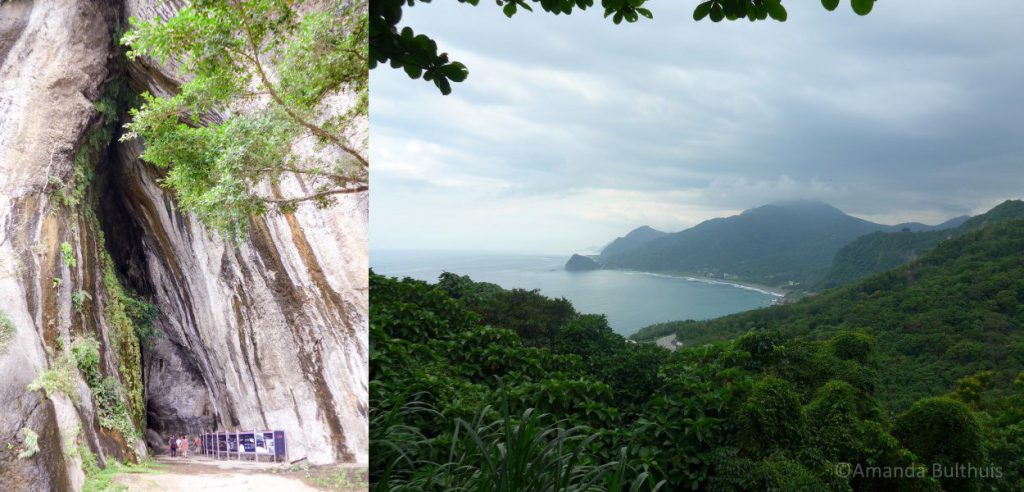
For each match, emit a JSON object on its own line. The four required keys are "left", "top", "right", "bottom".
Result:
{"left": 0, "top": 1, "right": 130, "bottom": 490}
{"left": 116, "top": 0, "right": 368, "bottom": 465}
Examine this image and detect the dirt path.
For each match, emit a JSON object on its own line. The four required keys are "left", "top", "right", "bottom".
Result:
{"left": 111, "top": 457, "right": 365, "bottom": 491}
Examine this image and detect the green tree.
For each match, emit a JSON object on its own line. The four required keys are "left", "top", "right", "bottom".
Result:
{"left": 736, "top": 376, "right": 805, "bottom": 452}
{"left": 829, "top": 330, "right": 875, "bottom": 364}
{"left": 894, "top": 397, "right": 985, "bottom": 492}
{"left": 370, "top": 0, "right": 877, "bottom": 94}
{"left": 121, "top": 0, "right": 368, "bottom": 238}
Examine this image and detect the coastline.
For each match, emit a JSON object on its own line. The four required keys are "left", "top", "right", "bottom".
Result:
{"left": 612, "top": 268, "right": 789, "bottom": 298}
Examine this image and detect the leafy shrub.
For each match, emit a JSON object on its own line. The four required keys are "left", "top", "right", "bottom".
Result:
{"left": 17, "top": 428, "right": 39, "bottom": 459}
{"left": 123, "top": 295, "right": 160, "bottom": 346}
{"left": 60, "top": 242, "right": 77, "bottom": 268}
{"left": 27, "top": 351, "right": 78, "bottom": 402}
{"left": 751, "top": 454, "right": 827, "bottom": 491}
{"left": 94, "top": 376, "right": 139, "bottom": 447}
{"left": 71, "top": 336, "right": 102, "bottom": 387}
{"left": 0, "top": 309, "right": 14, "bottom": 353}
{"left": 829, "top": 331, "right": 875, "bottom": 363}
{"left": 736, "top": 330, "right": 780, "bottom": 366}
{"left": 71, "top": 290, "right": 92, "bottom": 313}
{"left": 736, "top": 376, "right": 805, "bottom": 452}
{"left": 894, "top": 397, "right": 985, "bottom": 491}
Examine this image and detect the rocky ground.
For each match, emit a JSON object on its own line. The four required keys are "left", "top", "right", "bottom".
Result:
{"left": 110, "top": 457, "right": 367, "bottom": 491}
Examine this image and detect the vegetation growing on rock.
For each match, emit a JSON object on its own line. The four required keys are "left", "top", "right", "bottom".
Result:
{"left": 0, "top": 310, "right": 14, "bottom": 353}
{"left": 60, "top": 242, "right": 77, "bottom": 269}
{"left": 16, "top": 428, "right": 39, "bottom": 460}
{"left": 27, "top": 347, "right": 79, "bottom": 402}
{"left": 101, "top": 251, "right": 148, "bottom": 434}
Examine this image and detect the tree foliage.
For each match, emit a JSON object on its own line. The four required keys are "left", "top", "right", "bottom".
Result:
{"left": 371, "top": 211, "right": 1024, "bottom": 489}
{"left": 368, "top": 264, "right": 1024, "bottom": 489}
{"left": 121, "top": 0, "right": 368, "bottom": 238}
{"left": 638, "top": 218, "right": 1024, "bottom": 414}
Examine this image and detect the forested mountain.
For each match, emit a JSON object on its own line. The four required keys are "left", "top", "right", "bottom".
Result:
{"left": 583, "top": 201, "right": 969, "bottom": 288}
{"left": 599, "top": 225, "right": 668, "bottom": 258}
{"left": 600, "top": 201, "right": 887, "bottom": 286}
{"left": 817, "top": 200, "right": 1024, "bottom": 289}
{"left": 370, "top": 214, "right": 1024, "bottom": 490}
{"left": 633, "top": 217, "right": 1024, "bottom": 414}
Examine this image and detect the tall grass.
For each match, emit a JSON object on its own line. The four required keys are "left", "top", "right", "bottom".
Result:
{"left": 371, "top": 396, "right": 663, "bottom": 491}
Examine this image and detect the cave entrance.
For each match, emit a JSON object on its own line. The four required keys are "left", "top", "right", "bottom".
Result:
{"left": 94, "top": 126, "right": 219, "bottom": 453}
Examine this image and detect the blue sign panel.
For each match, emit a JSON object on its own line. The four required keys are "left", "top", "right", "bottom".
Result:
{"left": 274, "top": 431, "right": 286, "bottom": 458}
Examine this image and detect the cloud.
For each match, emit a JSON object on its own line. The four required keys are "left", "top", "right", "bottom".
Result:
{"left": 371, "top": 0, "right": 1024, "bottom": 251}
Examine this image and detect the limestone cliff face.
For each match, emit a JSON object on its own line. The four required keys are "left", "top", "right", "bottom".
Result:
{"left": 118, "top": 0, "right": 369, "bottom": 465}
{"left": 0, "top": 0, "right": 367, "bottom": 488}
{"left": 118, "top": 137, "right": 369, "bottom": 465}
{"left": 1, "top": 2, "right": 130, "bottom": 490}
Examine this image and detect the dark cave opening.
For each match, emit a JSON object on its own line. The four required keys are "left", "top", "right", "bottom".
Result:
{"left": 97, "top": 142, "right": 153, "bottom": 299}
{"left": 93, "top": 122, "right": 218, "bottom": 452}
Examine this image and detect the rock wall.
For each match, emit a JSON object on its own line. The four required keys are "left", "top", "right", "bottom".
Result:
{"left": 118, "top": 0, "right": 368, "bottom": 464}
{"left": 0, "top": 1, "right": 140, "bottom": 490}
{"left": 0, "top": 0, "right": 368, "bottom": 488}
{"left": 116, "top": 127, "right": 369, "bottom": 465}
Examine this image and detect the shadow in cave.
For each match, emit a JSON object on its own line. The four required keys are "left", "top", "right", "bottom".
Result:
{"left": 95, "top": 130, "right": 219, "bottom": 455}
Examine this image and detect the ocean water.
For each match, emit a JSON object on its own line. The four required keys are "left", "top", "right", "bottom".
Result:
{"left": 372, "top": 250, "right": 780, "bottom": 336}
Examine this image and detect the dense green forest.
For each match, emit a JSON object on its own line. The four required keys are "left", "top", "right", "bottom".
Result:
{"left": 370, "top": 218, "right": 1024, "bottom": 490}
{"left": 816, "top": 200, "right": 1024, "bottom": 289}
{"left": 633, "top": 217, "right": 1024, "bottom": 413}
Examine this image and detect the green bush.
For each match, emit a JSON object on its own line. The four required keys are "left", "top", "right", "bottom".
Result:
{"left": 60, "top": 242, "right": 77, "bottom": 268}
{"left": 27, "top": 351, "right": 78, "bottom": 402}
{"left": 736, "top": 376, "right": 805, "bottom": 452}
{"left": 71, "top": 336, "right": 102, "bottom": 387}
{"left": 72, "top": 290, "right": 92, "bottom": 313}
{"left": 94, "top": 376, "right": 139, "bottom": 447}
{"left": 894, "top": 397, "right": 985, "bottom": 491}
{"left": 0, "top": 309, "right": 14, "bottom": 353}
{"left": 829, "top": 331, "right": 875, "bottom": 363}
{"left": 17, "top": 428, "right": 39, "bottom": 459}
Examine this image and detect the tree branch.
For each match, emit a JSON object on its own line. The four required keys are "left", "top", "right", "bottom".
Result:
{"left": 261, "top": 185, "right": 368, "bottom": 204}
{"left": 241, "top": 165, "right": 361, "bottom": 184}
{"left": 238, "top": 15, "right": 370, "bottom": 170}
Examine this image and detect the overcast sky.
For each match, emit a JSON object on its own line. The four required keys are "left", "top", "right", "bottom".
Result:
{"left": 370, "top": 1, "right": 1024, "bottom": 253}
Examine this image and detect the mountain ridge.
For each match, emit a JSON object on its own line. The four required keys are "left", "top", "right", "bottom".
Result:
{"left": 583, "top": 200, "right": 966, "bottom": 287}
{"left": 817, "top": 200, "right": 1024, "bottom": 289}
{"left": 599, "top": 225, "right": 668, "bottom": 258}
